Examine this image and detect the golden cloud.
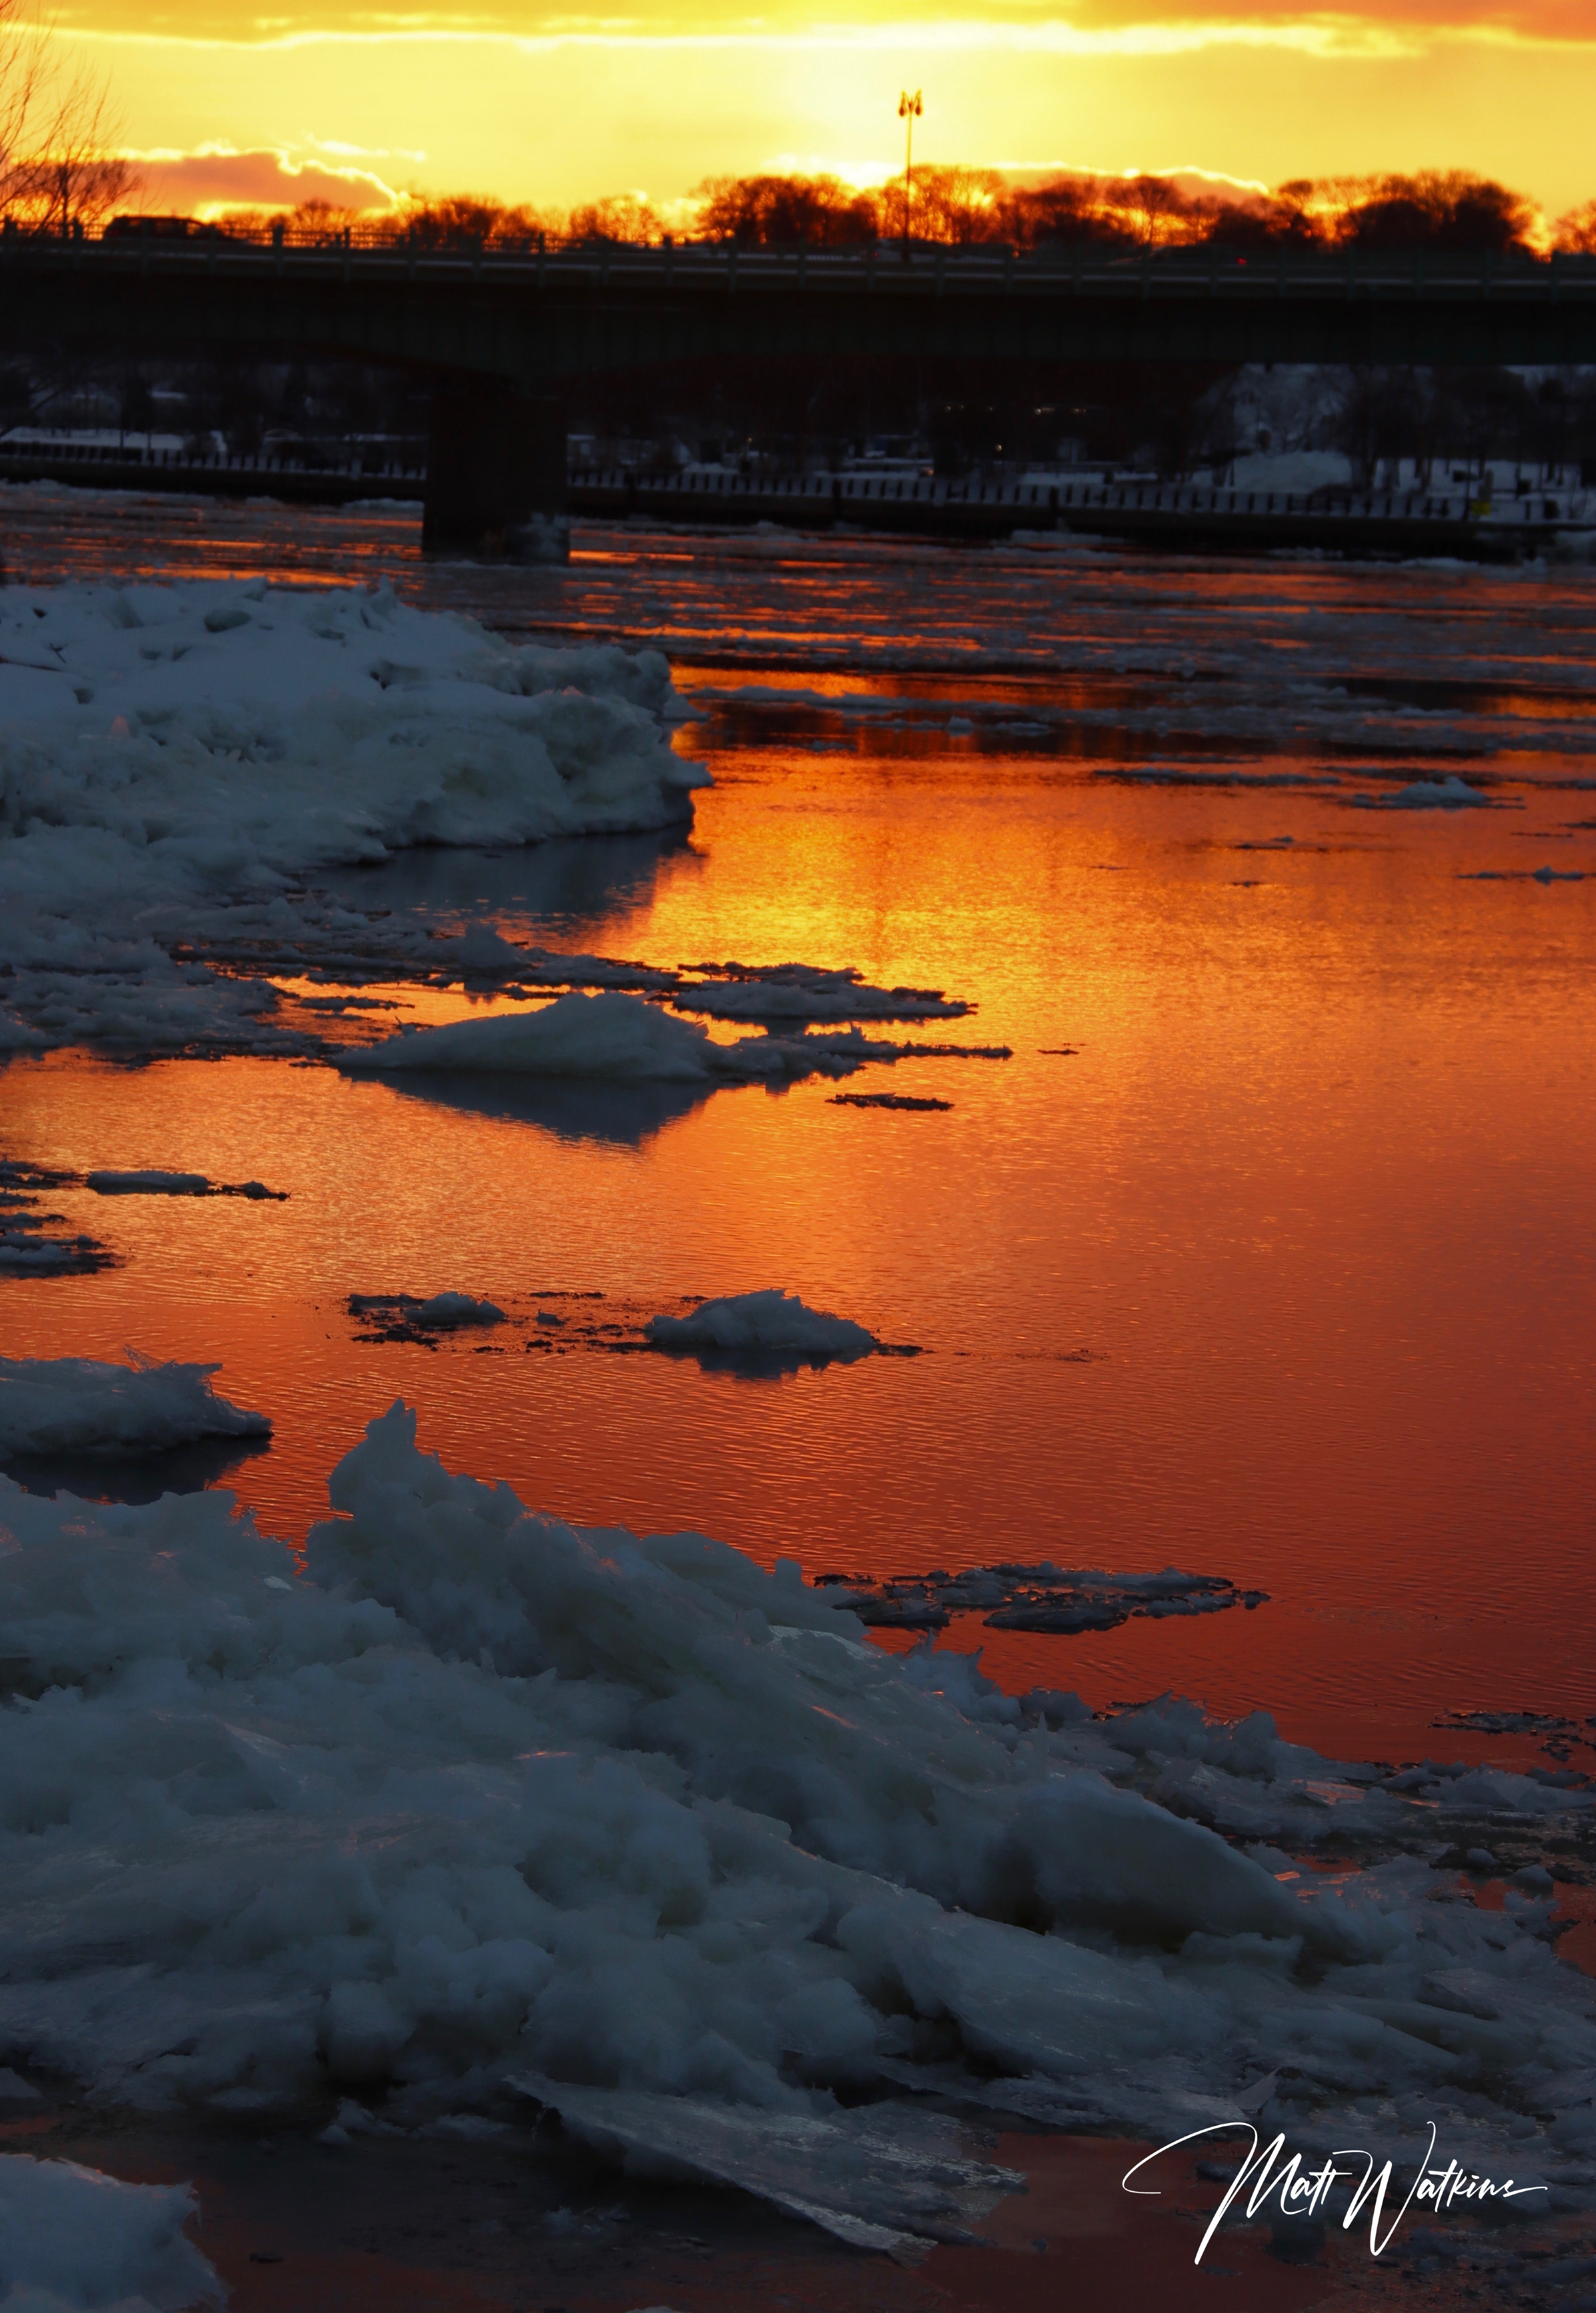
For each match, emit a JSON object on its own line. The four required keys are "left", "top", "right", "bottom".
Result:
{"left": 121, "top": 143, "right": 403, "bottom": 211}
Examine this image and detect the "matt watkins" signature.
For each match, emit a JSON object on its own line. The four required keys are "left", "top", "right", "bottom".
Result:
{"left": 1124, "top": 2120, "right": 1548, "bottom": 2263}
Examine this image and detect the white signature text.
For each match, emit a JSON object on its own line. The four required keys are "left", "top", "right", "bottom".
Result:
{"left": 1123, "top": 2120, "right": 1547, "bottom": 2263}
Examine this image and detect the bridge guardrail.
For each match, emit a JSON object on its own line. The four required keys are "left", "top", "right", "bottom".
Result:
{"left": 4, "top": 221, "right": 1596, "bottom": 306}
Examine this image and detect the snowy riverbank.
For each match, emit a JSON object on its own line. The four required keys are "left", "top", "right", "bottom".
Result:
{"left": 0, "top": 1405, "right": 1591, "bottom": 2252}
{"left": 0, "top": 578, "right": 705, "bottom": 1056}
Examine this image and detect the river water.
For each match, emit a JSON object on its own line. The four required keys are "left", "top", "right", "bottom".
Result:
{"left": 3, "top": 483, "right": 1593, "bottom": 1773}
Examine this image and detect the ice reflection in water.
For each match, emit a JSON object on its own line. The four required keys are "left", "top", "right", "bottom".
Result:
{"left": 0, "top": 486, "right": 1593, "bottom": 1771}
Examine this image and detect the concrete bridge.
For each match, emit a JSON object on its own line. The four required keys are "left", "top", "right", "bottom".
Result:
{"left": 7, "top": 229, "right": 1596, "bottom": 553}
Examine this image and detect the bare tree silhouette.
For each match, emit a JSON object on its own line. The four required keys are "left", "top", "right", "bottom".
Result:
{"left": 0, "top": 1, "right": 134, "bottom": 233}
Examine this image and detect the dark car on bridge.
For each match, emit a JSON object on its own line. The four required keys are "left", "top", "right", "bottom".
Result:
{"left": 104, "top": 215, "right": 229, "bottom": 241}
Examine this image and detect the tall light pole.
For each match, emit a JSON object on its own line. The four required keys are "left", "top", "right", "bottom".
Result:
{"left": 898, "top": 90, "right": 922, "bottom": 259}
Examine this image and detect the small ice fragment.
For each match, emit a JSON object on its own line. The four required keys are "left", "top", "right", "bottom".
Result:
{"left": 829, "top": 1092, "right": 951, "bottom": 1112}
{"left": 1360, "top": 775, "right": 1491, "bottom": 810}
{"left": 645, "top": 1289, "right": 879, "bottom": 1360}
{"left": 88, "top": 1170, "right": 210, "bottom": 1197}
{"left": 407, "top": 1294, "right": 506, "bottom": 1329}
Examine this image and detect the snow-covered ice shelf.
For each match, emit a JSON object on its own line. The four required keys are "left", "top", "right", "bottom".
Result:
{"left": 0, "top": 1404, "right": 1591, "bottom": 2251}
{"left": 0, "top": 578, "right": 706, "bottom": 1056}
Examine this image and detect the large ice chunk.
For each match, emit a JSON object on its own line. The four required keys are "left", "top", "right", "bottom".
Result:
{"left": 513, "top": 2076, "right": 1021, "bottom": 2257}
{"left": 0, "top": 2154, "right": 220, "bottom": 2310}
{"left": 0, "top": 1352, "right": 270, "bottom": 1458}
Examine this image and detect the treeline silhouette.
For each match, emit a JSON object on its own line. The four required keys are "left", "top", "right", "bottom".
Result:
{"left": 205, "top": 169, "right": 1596, "bottom": 256}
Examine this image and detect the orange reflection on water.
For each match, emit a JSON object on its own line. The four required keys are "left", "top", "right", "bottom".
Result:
{"left": 3, "top": 717, "right": 1592, "bottom": 1773}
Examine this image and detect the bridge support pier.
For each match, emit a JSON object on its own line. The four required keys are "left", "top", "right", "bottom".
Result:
{"left": 423, "top": 382, "right": 567, "bottom": 562}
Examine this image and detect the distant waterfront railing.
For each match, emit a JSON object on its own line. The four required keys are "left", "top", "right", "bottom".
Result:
{"left": 1, "top": 440, "right": 1588, "bottom": 550}
{"left": 568, "top": 466, "right": 1590, "bottom": 532}
{"left": 0, "top": 440, "right": 426, "bottom": 485}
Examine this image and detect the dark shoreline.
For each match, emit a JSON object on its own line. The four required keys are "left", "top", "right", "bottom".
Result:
{"left": 1, "top": 449, "right": 1576, "bottom": 560}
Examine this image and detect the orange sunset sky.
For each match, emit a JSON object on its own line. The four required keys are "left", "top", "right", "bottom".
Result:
{"left": 47, "top": 0, "right": 1596, "bottom": 225}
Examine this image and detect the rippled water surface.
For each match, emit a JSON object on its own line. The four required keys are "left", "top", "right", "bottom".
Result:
{"left": 4, "top": 484, "right": 1593, "bottom": 1767}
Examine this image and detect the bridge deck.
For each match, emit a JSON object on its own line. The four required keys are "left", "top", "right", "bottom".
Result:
{"left": 5, "top": 234, "right": 1596, "bottom": 374}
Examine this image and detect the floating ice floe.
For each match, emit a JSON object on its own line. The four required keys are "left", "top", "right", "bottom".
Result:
{"left": 0, "top": 1351, "right": 270, "bottom": 1458}
{"left": 439, "top": 925, "right": 680, "bottom": 990}
{"left": 666, "top": 962, "right": 970, "bottom": 1026}
{"left": 822, "top": 1564, "right": 1268, "bottom": 1632}
{"left": 340, "top": 989, "right": 1009, "bottom": 1088}
{"left": 86, "top": 1170, "right": 286, "bottom": 1201}
{"left": 382, "top": 933, "right": 985, "bottom": 1046}
{"left": 1101, "top": 765, "right": 1338, "bottom": 788}
{"left": 829, "top": 1092, "right": 951, "bottom": 1112}
{"left": 0, "top": 2155, "right": 221, "bottom": 2311}
{"left": 87, "top": 1170, "right": 210, "bottom": 1197}
{"left": 1352, "top": 775, "right": 1493, "bottom": 809}
{"left": 645, "top": 1290, "right": 881, "bottom": 1362}
{"left": 0, "top": 1161, "right": 113, "bottom": 1278}
{"left": 1, "top": 1157, "right": 286, "bottom": 1281}
{"left": 0, "top": 1230, "right": 110, "bottom": 1277}
{"left": 350, "top": 1292, "right": 508, "bottom": 1337}
{"left": 0, "top": 579, "right": 705, "bottom": 1054}
{"left": 0, "top": 1403, "right": 1592, "bottom": 2251}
